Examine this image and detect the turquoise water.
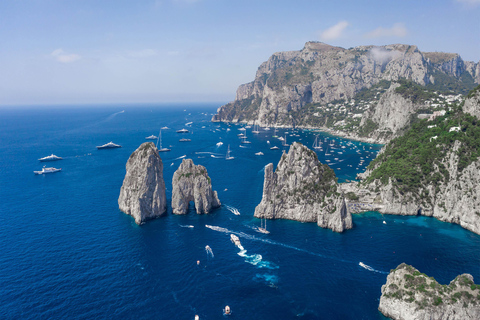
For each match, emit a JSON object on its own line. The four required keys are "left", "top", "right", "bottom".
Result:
{"left": 1, "top": 104, "right": 479, "bottom": 319}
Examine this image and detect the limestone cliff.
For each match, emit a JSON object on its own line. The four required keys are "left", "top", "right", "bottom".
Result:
{"left": 213, "top": 42, "right": 477, "bottom": 143}
{"left": 171, "top": 159, "right": 220, "bottom": 215}
{"left": 254, "top": 142, "right": 352, "bottom": 232}
{"left": 463, "top": 85, "right": 480, "bottom": 118}
{"left": 342, "top": 99, "right": 480, "bottom": 234}
{"left": 379, "top": 263, "right": 480, "bottom": 320}
{"left": 118, "top": 142, "right": 167, "bottom": 225}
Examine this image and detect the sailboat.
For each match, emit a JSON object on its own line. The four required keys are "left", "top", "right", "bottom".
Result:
{"left": 226, "top": 145, "right": 234, "bottom": 160}
{"left": 313, "top": 135, "right": 322, "bottom": 150}
{"left": 272, "top": 127, "right": 278, "bottom": 138}
{"left": 257, "top": 216, "right": 270, "bottom": 234}
{"left": 252, "top": 122, "right": 260, "bottom": 134}
{"left": 241, "top": 132, "right": 251, "bottom": 144}
{"left": 157, "top": 129, "right": 171, "bottom": 152}
{"left": 283, "top": 134, "right": 289, "bottom": 147}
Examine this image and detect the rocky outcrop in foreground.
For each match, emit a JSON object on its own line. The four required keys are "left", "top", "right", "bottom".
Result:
{"left": 379, "top": 263, "right": 480, "bottom": 320}
{"left": 171, "top": 159, "right": 220, "bottom": 215}
{"left": 118, "top": 142, "right": 167, "bottom": 224}
{"left": 254, "top": 142, "right": 352, "bottom": 232}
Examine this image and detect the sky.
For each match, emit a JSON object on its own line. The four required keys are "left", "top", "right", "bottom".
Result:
{"left": 0, "top": 0, "right": 479, "bottom": 106}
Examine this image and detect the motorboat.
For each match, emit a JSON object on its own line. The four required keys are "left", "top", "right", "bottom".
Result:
{"left": 270, "top": 146, "right": 280, "bottom": 150}
{"left": 38, "top": 154, "right": 63, "bottom": 162}
{"left": 255, "top": 152, "right": 264, "bottom": 156}
{"left": 216, "top": 142, "right": 223, "bottom": 147}
{"left": 176, "top": 128, "right": 189, "bottom": 133}
{"left": 230, "top": 234, "right": 242, "bottom": 247}
{"left": 97, "top": 142, "right": 121, "bottom": 149}
{"left": 179, "top": 138, "right": 191, "bottom": 142}
{"left": 34, "top": 166, "right": 61, "bottom": 175}
{"left": 145, "top": 135, "right": 157, "bottom": 140}
{"left": 161, "top": 126, "right": 169, "bottom": 130}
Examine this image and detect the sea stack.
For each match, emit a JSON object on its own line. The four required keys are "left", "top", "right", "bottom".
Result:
{"left": 171, "top": 159, "right": 221, "bottom": 215}
{"left": 379, "top": 263, "right": 480, "bottom": 320}
{"left": 118, "top": 142, "right": 167, "bottom": 224}
{"left": 254, "top": 142, "right": 352, "bottom": 232}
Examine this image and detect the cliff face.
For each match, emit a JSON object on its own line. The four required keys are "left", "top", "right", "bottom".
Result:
{"left": 213, "top": 42, "right": 477, "bottom": 143}
{"left": 254, "top": 142, "right": 352, "bottom": 232}
{"left": 171, "top": 159, "right": 221, "bottom": 215}
{"left": 463, "top": 86, "right": 480, "bottom": 118}
{"left": 118, "top": 142, "right": 167, "bottom": 225}
{"left": 379, "top": 263, "right": 480, "bottom": 320}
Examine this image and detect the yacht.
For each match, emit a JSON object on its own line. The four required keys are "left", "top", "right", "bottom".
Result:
{"left": 255, "top": 152, "right": 264, "bottom": 156}
{"left": 34, "top": 166, "right": 61, "bottom": 175}
{"left": 270, "top": 146, "right": 280, "bottom": 150}
{"left": 97, "top": 142, "right": 121, "bottom": 149}
{"left": 161, "top": 126, "right": 170, "bottom": 130}
{"left": 176, "top": 128, "right": 189, "bottom": 133}
{"left": 145, "top": 135, "right": 157, "bottom": 140}
{"left": 179, "top": 138, "right": 191, "bottom": 142}
{"left": 312, "top": 135, "right": 322, "bottom": 150}
{"left": 216, "top": 142, "right": 223, "bottom": 147}
{"left": 156, "top": 129, "right": 171, "bottom": 152}
{"left": 38, "top": 154, "right": 63, "bottom": 162}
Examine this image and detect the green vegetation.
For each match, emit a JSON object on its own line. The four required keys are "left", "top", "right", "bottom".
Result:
{"left": 394, "top": 79, "right": 439, "bottom": 104}
{"left": 426, "top": 70, "right": 477, "bottom": 95}
{"left": 365, "top": 104, "right": 480, "bottom": 199}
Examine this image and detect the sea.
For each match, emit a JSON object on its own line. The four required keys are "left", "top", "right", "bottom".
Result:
{"left": 1, "top": 104, "right": 480, "bottom": 320}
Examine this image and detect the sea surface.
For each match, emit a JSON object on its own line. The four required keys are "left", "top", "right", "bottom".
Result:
{"left": 1, "top": 104, "right": 480, "bottom": 320}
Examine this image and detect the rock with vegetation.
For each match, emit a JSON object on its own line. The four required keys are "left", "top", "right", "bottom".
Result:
{"left": 213, "top": 42, "right": 477, "bottom": 143}
{"left": 379, "top": 263, "right": 480, "bottom": 320}
{"left": 346, "top": 94, "right": 480, "bottom": 234}
{"left": 254, "top": 142, "right": 352, "bottom": 232}
{"left": 118, "top": 142, "right": 167, "bottom": 225}
{"left": 171, "top": 159, "right": 220, "bottom": 215}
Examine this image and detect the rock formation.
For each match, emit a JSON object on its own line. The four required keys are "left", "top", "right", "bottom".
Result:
{"left": 118, "top": 142, "right": 167, "bottom": 224}
{"left": 463, "top": 85, "right": 480, "bottom": 118}
{"left": 254, "top": 142, "right": 352, "bottom": 232}
{"left": 213, "top": 42, "right": 478, "bottom": 143}
{"left": 379, "top": 263, "right": 480, "bottom": 320}
{"left": 171, "top": 159, "right": 220, "bottom": 215}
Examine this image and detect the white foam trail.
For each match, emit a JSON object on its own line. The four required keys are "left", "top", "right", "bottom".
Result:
{"left": 195, "top": 152, "right": 223, "bottom": 156}
{"left": 106, "top": 110, "right": 124, "bottom": 121}
{"left": 205, "top": 245, "right": 214, "bottom": 258}
{"left": 359, "top": 262, "right": 388, "bottom": 274}
{"left": 185, "top": 122, "right": 193, "bottom": 126}
{"left": 180, "top": 225, "right": 194, "bottom": 228}
{"left": 225, "top": 205, "right": 240, "bottom": 215}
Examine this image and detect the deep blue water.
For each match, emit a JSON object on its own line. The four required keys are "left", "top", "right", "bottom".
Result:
{"left": 1, "top": 104, "right": 480, "bottom": 320}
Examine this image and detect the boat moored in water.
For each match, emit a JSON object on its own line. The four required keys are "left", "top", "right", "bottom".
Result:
{"left": 145, "top": 135, "right": 157, "bottom": 140}
{"left": 38, "top": 154, "right": 63, "bottom": 162}
{"left": 176, "top": 128, "right": 189, "bottom": 133}
{"left": 96, "top": 142, "right": 121, "bottom": 149}
{"left": 34, "top": 166, "right": 62, "bottom": 175}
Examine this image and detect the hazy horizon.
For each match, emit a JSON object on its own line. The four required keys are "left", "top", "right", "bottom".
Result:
{"left": 1, "top": 0, "right": 479, "bottom": 106}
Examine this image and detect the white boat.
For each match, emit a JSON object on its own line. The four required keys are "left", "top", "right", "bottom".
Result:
{"left": 238, "top": 127, "right": 246, "bottom": 131}
{"left": 264, "top": 127, "right": 270, "bottom": 131}
{"left": 145, "top": 135, "right": 157, "bottom": 140}
{"left": 226, "top": 145, "right": 234, "bottom": 160}
{"left": 38, "top": 154, "right": 63, "bottom": 162}
{"left": 161, "top": 126, "right": 170, "bottom": 130}
{"left": 156, "top": 129, "right": 171, "bottom": 152}
{"left": 97, "top": 142, "right": 121, "bottom": 149}
{"left": 257, "top": 217, "right": 270, "bottom": 234}
{"left": 230, "top": 234, "right": 242, "bottom": 247}
{"left": 270, "top": 146, "right": 280, "bottom": 150}
{"left": 176, "top": 128, "right": 189, "bottom": 133}
{"left": 313, "top": 135, "right": 322, "bottom": 150}
{"left": 252, "top": 122, "right": 260, "bottom": 134}
{"left": 241, "top": 132, "right": 251, "bottom": 144}
{"left": 179, "top": 138, "right": 191, "bottom": 142}
{"left": 278, "top": 136, "right": 285, "bottom": 141}
{"left": 34, "top": 166, "right": 62, "bottom": 175}
{"left": 255, "top": 152, "right": 264, "bottom": 156}
{"left": 282, "top": 134, "right": 289, "bottom": 147}
{"left": 216, "top": 142, "right": 223, "bottom": 147}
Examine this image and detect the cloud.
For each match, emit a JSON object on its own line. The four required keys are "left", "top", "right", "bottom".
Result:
{"left": 126, "top": 49, "right": 157, "bottom": 58}
{"left": 456, "top": 0, "right": 480, "bottom": 6}
{"left": 51, "top": 49, "right": 81, "bottom": 63}
{"left": 365, "top": 23, "right": 407, "bottom": 38}
{"left": 369, "top": 47, "right": 401, "bottom": 63}
{"left": 319, "top": 21, "right": 349, "bottom": 41}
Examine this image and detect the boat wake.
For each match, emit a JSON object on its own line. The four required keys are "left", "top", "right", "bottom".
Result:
{"left": 225, "top": 205, "right": 240, "bottom": 215}
{"left": 359, "top": 262, "right": 388, "bottom": 274}
{"left": 230, "top": 233, "right": 277, "bottom": 269}
{"left": 106, "top": 110, "right": 125, "bottom": 121}
{"left": 179, "top": 225, "right": 194, "bottom": 229}
{"left": 172, "top": 155, "right": 186, "bottom": 161}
